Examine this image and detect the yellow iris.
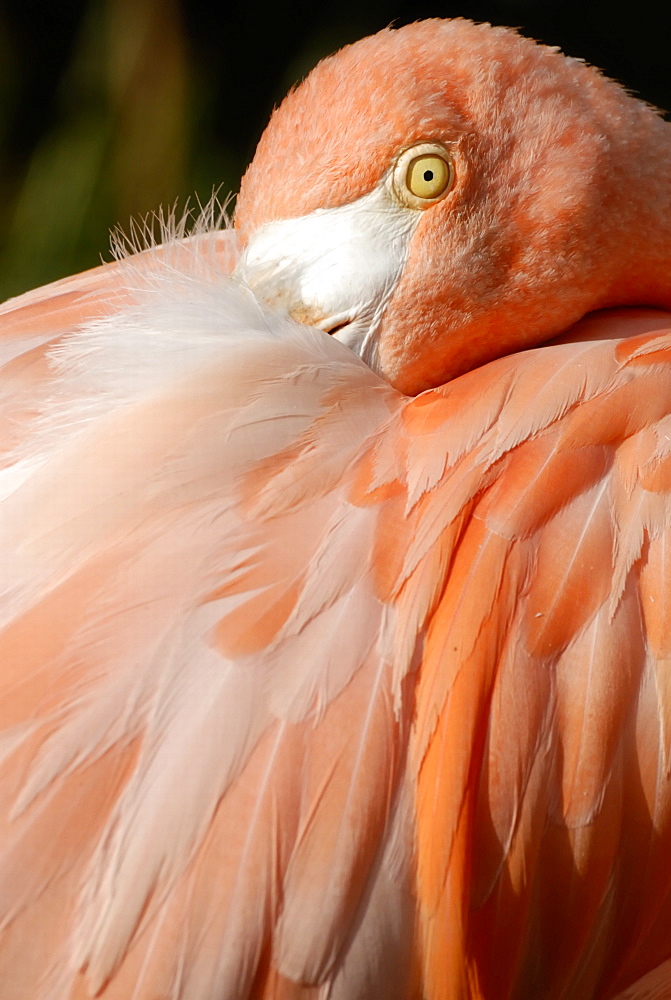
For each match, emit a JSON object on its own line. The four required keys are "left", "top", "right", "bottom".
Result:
{"left": 406, "top": 154, "right": 452, "bottom": 200}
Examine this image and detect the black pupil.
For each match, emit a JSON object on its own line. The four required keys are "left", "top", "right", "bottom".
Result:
{"left": 423, "top": 169, "right": 434, "bottom": 181}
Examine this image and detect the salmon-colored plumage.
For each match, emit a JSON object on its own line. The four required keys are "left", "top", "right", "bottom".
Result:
{"left": 2, "top": 18, "right": 671, "bottom": 1000}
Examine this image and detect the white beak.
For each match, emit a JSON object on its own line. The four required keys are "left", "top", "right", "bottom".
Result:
{"left": 235, "top": 183, "right": 420, "bottom": 370}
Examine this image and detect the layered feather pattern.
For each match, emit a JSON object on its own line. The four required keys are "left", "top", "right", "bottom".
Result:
{"left": 2, "top": 234, "right": 671, "bottom": 1000}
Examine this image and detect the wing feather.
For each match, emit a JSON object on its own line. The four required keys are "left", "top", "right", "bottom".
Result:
{"left": 0, "top": 241, "right": 411, "bottom": 998}
{"left": 4, "top": 244, "right": 671, "bottom": 1000}
{"left": 410, "top": 313, "right": 671, "bottom": 998}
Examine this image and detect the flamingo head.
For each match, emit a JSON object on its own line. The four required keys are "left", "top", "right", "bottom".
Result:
{"left": 234, "top": 19, "right": 670, "bottom": 394}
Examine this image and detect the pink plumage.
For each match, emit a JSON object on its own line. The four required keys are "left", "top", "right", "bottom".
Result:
{"left": 1, "top": 18, "right": 671, "bottom": 1000}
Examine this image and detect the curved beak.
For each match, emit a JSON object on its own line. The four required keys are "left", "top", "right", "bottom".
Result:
{"left": 235, "top": 184, "right": 419, "bottom": 370}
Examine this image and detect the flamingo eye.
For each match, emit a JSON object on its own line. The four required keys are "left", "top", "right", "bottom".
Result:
{"left": 392, "top": 143, "right": 455, "bottom": 209}
{"left": 407, "top": 154, "right": 451, "bottom": 199}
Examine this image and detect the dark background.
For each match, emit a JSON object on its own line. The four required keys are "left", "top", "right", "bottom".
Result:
{"left": 1, "top": 0, "right": 669, "bottom": 300}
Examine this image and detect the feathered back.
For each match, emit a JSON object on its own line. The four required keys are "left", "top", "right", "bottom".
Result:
{"left": 3, "top": 18, "right": 671, "bottom": 1000}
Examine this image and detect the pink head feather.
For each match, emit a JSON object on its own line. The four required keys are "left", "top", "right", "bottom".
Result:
{"left": 236, "top": 20, "right": 671, "bottom": 393}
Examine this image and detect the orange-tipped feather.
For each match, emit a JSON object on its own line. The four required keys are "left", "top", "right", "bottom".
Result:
{"left": 3, "top": 19, "right": 671, "bottom": 1000}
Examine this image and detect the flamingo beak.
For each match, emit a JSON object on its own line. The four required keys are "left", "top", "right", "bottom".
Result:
{"left": 234, "top": 183, "right": 420, "bottom": 370}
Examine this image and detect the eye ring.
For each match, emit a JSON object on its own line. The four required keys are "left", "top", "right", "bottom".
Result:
{"left": 391, "top": 142, "right": 455, "bottom": 210}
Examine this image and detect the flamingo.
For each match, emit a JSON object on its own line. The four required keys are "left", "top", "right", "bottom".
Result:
{"left": 1, "top": 16, "right": 671, "bottom": 999}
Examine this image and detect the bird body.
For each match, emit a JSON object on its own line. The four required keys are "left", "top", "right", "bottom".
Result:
{"left": 2, "top": 18, "right": 671, "bottom": 1000}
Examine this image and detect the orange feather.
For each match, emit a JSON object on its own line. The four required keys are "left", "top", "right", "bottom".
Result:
{"left": 2, "top": 18, "right": 671, "bottom": 1000}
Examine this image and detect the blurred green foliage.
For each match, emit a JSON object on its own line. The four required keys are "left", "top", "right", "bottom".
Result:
{"left": 0, "top": 0, "right": 195, "bottom": 299}
{"left": 1, "top": 0, "right": 669, "bottom": 301}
